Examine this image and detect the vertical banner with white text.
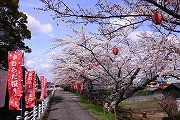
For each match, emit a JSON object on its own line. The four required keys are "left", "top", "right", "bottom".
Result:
{"left": 40, "top": 76, "right": 45, "bottom": 100}
{"left": 25, "top": 70, "right": 36, "bottom": 108}
{"left": 44, "top": 78, "right": 47, "bottom": 97}
{"left": 8, "top": 51, "right": 23, "bottom": 110}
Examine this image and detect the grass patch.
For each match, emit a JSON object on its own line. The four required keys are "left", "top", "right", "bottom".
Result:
{"left": 36, "top": 102, "right": 51, "bottom": 120}
{"left": 77, "top": 95, "right": 115, "bottom": 120}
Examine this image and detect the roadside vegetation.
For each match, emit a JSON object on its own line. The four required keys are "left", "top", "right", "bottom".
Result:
{"left": 78, "top": 93, "right": 168, "bottom": 120}
{"left": 71, "top": 89, "right": 170, "bottom": 120}
{"left": 74, "top": 93, "right": 114, "bottom": 120}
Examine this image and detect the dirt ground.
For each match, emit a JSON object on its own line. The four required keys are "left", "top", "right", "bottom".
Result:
{"left": 121, "top": 97, "right": 167, "bottom": 120}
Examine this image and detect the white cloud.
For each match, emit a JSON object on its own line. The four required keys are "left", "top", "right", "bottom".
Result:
{"left": 129, "top": 31, "right": 141, "bottom": 40}
{"left": 110, "top": 17, "right": 134, "bottom": 27}
{"left": 25, "top": 13, "right": 54, "bottom": 37}
{"left": 25, "top": 57, "right": 52, "bottom": 81}
{"left": 129, "top": 31, "right": 153, "bottom": 41}
{"left": 40, "top": 63, "right": 50, "bottom": 69}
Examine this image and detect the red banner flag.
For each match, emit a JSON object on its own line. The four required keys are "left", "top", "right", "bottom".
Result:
{"left": 7, "top": 51, "right": 23, "bottom": 110}
{"left": 40, "top": 76, "right": 45, "bottom": 100}
{"left": 74, "top": 82, "right": 78, "bottom": 90}
{"left": 44, "top": 78, "right": 47, "bottom": 97}
{"left": 25, "top": 70, "right": 36, "bottom": 108}
{"left": 80, "top": 81, "right": 83, "bottom": 92}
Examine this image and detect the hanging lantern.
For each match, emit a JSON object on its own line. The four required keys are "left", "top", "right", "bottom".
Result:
{"left": 87, "top": 65, "right": 91, "bottom": 70}
{"left": 152, "top": 12, "right": 163, "bottom": 25}
{"left": 81, "top": 70, "right": 85, "bottom": 75}
{"left": 112, "top": 47, "right": 119, "bottom": 55}
{"left": 94, "top": 61, "right": 99, "bottom": 66}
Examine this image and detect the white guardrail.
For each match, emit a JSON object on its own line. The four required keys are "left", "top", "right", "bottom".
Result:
{"left": 16, "top": 90, "right": 55, "bottom": 120}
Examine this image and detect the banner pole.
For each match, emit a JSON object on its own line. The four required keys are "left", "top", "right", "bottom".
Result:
{"left": 21, "top": 51, "right": 24, "bottom": 117}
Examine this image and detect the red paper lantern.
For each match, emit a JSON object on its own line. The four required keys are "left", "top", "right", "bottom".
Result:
{"left": 81, "top": 70, "right": 85, "bottom": 75}
{"left": 152, "top": 12, "right": 163, "bottom": 25}
{"left": 94, "top": 61, "right": 99, "bottom": 66}
{"left": 112, "top": 47, "right": 119, "bottom": 55}
{"left": 87, "top": 65, "right": 91, "bottom": 70}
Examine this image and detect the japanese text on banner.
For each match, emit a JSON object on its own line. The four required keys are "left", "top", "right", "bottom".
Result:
{"left": 25, "top": 70, "right": 36, "bottom": 108}
{"left": 7, "top": 51, "right": 23, "bottom": 110}
{"left": 40, "top": 76, "right": 45, "bottom": 100}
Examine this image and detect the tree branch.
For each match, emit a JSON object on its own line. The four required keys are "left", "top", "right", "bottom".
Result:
{"left": 145, "top": 0, "right": 180, "bottom": 19}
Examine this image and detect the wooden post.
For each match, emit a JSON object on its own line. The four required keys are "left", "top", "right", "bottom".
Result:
{"left": 129, "top": 108, "right": 132, "bottom": 120}
{"left": 103, "top": 105, "right": 105, "bottom": 115}
{"left": 114, "top": 106, "right": 117, "bottom": 120}
{"left": 104, "top": 102, "right": 108, "bottom": 115}
{"left": 142, "top": 112, "right": 147, "bottom": 119}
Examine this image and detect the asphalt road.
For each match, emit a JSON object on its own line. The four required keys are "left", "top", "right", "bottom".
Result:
{"left": 47, "top": 89, "right": 98, "bottom": 120}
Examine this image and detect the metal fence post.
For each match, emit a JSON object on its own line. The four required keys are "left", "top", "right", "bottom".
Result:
{"left": 16, "top": 116, "right": 21, "bottom": 120}
{"left": 42, "top": 101, "right": 44, "bottom": 113}
{"left": 33, "top": 106, "right": 36, "bottom": 120}
{"left": 15, "top": 93, "right": 53, "bottom": 120}
{"left": 38, "top": 104, "right": 41, "bottom": 119}
{"left": 24, "top": 111, "right": 29, "bottom": 120}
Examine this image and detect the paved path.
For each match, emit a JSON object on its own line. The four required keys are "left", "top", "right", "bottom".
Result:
{"left": 47, "top": 89, "right": 98, "bottom": 120}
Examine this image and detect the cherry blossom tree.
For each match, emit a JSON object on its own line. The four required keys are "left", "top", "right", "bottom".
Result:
{"left": 49, "top": 25, "right": 180, "bottom": 108}
{"left": 154, "top": 94, "right": 180, "bottom": 119}
{"left": 37, "top": 1, "right": 180, "bottom": 112}
{"left": 39, "top": 0, "right": 180, "bottom": 58}
{"left": 39, "top": 0, "right": 180, "bottom": 33}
